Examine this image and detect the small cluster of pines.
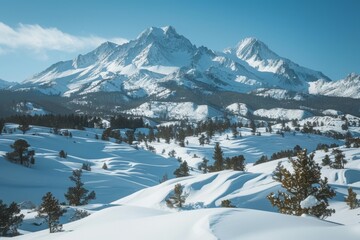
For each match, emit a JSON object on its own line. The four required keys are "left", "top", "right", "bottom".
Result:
{"left": 0, "top": 169, "right": 96, "bottom": 236}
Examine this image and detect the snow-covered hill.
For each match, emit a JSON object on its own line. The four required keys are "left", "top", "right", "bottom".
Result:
{"left": 253, "top": 107, "right": 313, "bottom": 120}
{"left": 123, "top": 101, "right": 223, "bottom": 121}
{"left": 5, "top": 123, "right": 359, "bottom": 240}
{"left": 309, "top": 73, "right": 360, "bottom": 99}
{"left": 14, "top": 206, "right": 360, "bottom": 240}
{"left": 0, "top": 125, "right": 178, "bottom": 205}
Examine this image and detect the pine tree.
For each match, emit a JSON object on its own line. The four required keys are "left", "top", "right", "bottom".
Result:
{"left": 64, "top": 169, "right": 96, "bottom": 206}
{"left": 0, "top": 119, "right": 4, "bottom": 135}
{"left": 173, "top": 161, "right": 189, "bottom": 177}
{"left": 200, "top": 157, "right": 209, "bottom": 173}
{"left": 345, "top": 187, "right": 359, "bottom": 209}
{"left": 321, "top": 154, "right": 331, "bottom": 166}
{"left": 9, "top": 139, "right": 30, "bottom": 165}
{"left": 213, "top": 142, "right": 224, "bottom": 171}
{"left": 148, "top": 128, "right": 155, "bottom": 142}
{"left": 18, "top": 122, "right": 30, "bottom": 134}
{"left": 102, "top": 162, "right": 108, "bottom": 170}
{"left": 267, "top": 149, "right": 336, "bottom": 218}
{"left": 166, "top": 184, "right": 187, "bottom": 208}
{"left": 332, "top": 149, "right": 347, "bottom": 169}
{"left": 0, "top": 200, "right": 24, "bottom": 236}
{"left": 231, "top": 125, "right": 238, "bottom": 138}
{"left": 198, "top": 134, "right": 205, "bottom": 146}
{"left": 37, "top": 192, "right": 66, "bottom": 233}
{"left": 226, "top": 155, "right": 245, "bottom": 171}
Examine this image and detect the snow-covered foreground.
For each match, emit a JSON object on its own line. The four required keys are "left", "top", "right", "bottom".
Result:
{"left": 0, "top": 123, "right": 359, "bottom": 239}
{"left": 13, "top": 206, "right": 360, "bottom": 240}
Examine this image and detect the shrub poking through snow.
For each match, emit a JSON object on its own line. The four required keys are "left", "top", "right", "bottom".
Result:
{"left": 166, "top": 184, "right": 187, "bottom": 208}
{"left": 344, "top": 187, "right": 359, "bottom": 209}
{"left": 220, "top": 199, "right": 235, "bottom": 208}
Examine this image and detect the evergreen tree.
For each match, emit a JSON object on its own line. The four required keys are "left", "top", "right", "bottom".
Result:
{"left": 177, "top": 129, "right": 186, "bottom": 147}
{"left": 37, "top": 192, "right": 66, "bottom": 233}
{"left": 213, "top": 142, "right": 224, "bottom": 171}
{"left": 9, "top": 139, "right": 30, "bottom": 165}
{"left": 173, "top": 161, "right": 190, "bottom": 177}
{"left": 0, "top": 119, "right": 4, "bottom": 135}
{"left": 166, "top": 184, "right": 187, "bottom": 208}
{"left": 64, "top": 169, "right": 96, "bottom": 206}
{"left": 267, "top": 150, "right": 336, "bottom": 218}
{"left": 0, "top": 200, "right": 24, "bottom": 236}
{"left": 102, "top": 162, "right": 108, "bottom": 170}
{"left": 228, "top": 155, "right": 246, "bottom": 171}
{"left": 254, "top": 155, "right": 269, "bottom": 165}
{"left": 18, "top": 122, "right": 30, "bottom": 134}
{"left": 59, "top": 150, "right": 67, "bottom": 158}
{"left": 231, "top": 125, "right": 238, "bottom": 138}
{"left": 332, "top": 149, "right": 347, "bottom": 169}
{"left": 198, "top": 134, "right": 206, "bottom": 146}
{"left": 125, "top": 130, "right": 134, "bottom": 145}
{"left": 220, "top": 199, "right": 235, "bottom": 208}
{"left": 249, "top": 119, "right": 256, "bottom": 134}
{"left": 200, "top": 157, "right": 209, "bottom": 173}
{"left": 345, "top": 187, "right": 359, "bottom": 209}
{"left": 148, "top": 128, "right": 155, "bottom": 142}
{"left": 321, "top": 154, "right": 331, "bottom": 166}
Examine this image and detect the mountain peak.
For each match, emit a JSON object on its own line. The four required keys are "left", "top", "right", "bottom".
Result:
{"left": 235, "top": 37, "right": 279, "bottom": 61}
{"left": 137, "top": 26, "right": 180, "bottom": 40}
{"left": 345, "top": 72, "right": 360, "bottom": 81}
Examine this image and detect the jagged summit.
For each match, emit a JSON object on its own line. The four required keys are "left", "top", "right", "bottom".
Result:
{"left": 234, "top": 37, "right": 279, "bottom": 61}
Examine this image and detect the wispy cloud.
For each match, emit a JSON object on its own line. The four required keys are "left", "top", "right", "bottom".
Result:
{"left": 0, "top": 22, "right": 128, "bottom": 54}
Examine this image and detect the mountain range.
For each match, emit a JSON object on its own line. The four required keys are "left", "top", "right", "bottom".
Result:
{"left": 1, "top": 26, "right": 359, "bottom": 119}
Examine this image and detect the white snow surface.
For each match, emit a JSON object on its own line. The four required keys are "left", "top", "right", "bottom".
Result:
{"left": 309, "top": 73, "right": 360, "bottom": 98}
{"left": 300, "top": 195, "right": 320, "bottom": 209}
{"left": 225, "top": 103, "right": 252, "bottom": 116}
{"left": 253, "top": 108, "right": 312, "bottom": 120}
{"left": 14, "top": 102, "right": 49, "bottom": 116}
{"left": 1, "top": 122, "right": 360, "bottom": 239}
{"left": 123, "top": 101, "right": 223, "bottom": 121}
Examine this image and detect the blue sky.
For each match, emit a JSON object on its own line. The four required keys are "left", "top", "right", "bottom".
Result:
{"left": 0, "top": 0, "right": 359, "bottom": 82}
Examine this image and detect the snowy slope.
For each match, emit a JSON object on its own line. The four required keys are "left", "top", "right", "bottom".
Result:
{"left": 123, "top": 101, "right": 223, "bottom": 121}
{"left": 309, "top": 73, "right": 360, "bottom": 98}
{"left": 253, "top": 107, "right": 313, "bottom": 120}
{"left": 13, "top": 102, "right": 49, "bottom": 116}
{"left": 225, "top": 102, "right": 252, "bottom": 116}
{"left": 14, "top": 206, "right": 360, "bottom": 240}
{"left": 250, "top": 88, "right": 306, "bottom": 100}
{"left": 0, "top": 125, "right": 178, "bottom": 205}
{"left": 1, "top": 122, "right": 360, "bottom": 239}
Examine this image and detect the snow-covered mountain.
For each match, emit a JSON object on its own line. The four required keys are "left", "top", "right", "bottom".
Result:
{"left": 225, "top": 38, "right": 331, "bottom": 91}
{"left": 309, "top": 73, "right": 360, "bottom": 98}
{"left": 13, "top": 26, "right": 334, "bottom": 98}
{"left": 0, "top": 78, "right": 16, "bottom": 89}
